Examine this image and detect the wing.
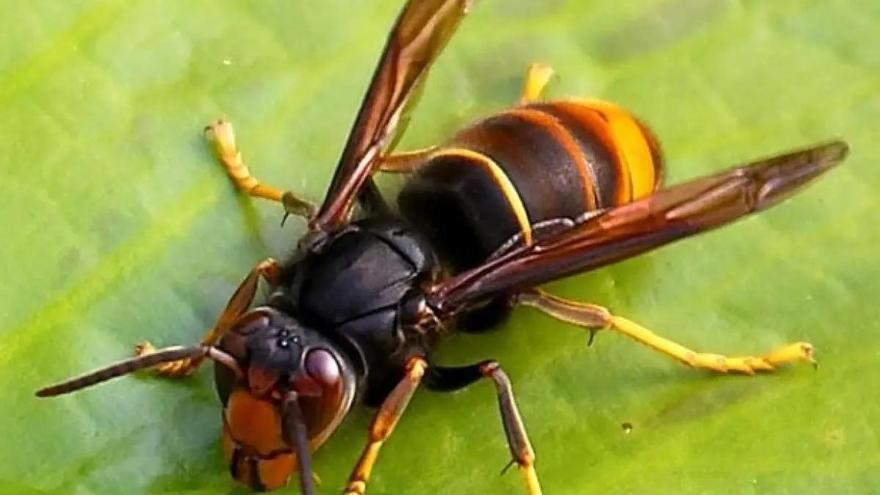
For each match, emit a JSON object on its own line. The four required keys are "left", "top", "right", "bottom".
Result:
{"left": 427, "top": 141, "right": 849, "bottom": 316}
{"left": 312, "top": 0, "right": 474, "bottom": 231}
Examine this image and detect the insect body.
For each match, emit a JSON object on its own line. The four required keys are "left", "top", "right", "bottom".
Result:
{"left": 399, "top": 99, "right": 663, "bottom": 272}
{"left": 37, "top": 1, "right": 848, "bottom": 494}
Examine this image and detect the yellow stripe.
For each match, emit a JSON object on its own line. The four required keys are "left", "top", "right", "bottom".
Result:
{"left": 577, "top": 99, "right": 657, "bottom": 200}
{"left": 431, "top": 148, "right": 533, "bottom": 245}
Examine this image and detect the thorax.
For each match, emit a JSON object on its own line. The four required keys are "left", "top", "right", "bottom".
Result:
{"left": 270, "top": 217, "right": 439, "bottom": 403}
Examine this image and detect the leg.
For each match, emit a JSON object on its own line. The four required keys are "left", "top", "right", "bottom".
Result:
{"left": 375, "top": 147, "right": 437, "bottom": 174}
{"left": 344, "top": 356, "right": 427, "bottom": 495}
{"left": 517, "top": 289, "right": 815, "bottom": 374}
{"left": 205, "top": 120, "right": 316, "bottom": 219}
{"left": 520, "top": 63, "right": 555, "bottom": 104}
{"left": 135, "top": 258, "right": 282, "bottom": 377}
{"left": 426, "top": 361, "right": 541, "bottom": 495}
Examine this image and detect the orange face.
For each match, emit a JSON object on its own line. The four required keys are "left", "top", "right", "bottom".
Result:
{"left": 222, "top": 389, "right": 297, "bottom": 491}
{"left": 218, "top": 343, "right": 356, "bottom": 491}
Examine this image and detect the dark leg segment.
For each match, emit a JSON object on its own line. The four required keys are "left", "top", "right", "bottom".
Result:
{"left": 427, "top": 361, "right": 542, "bottom": 495}
{"left": 135, "top": 258, "right": 282, "bottom": 376}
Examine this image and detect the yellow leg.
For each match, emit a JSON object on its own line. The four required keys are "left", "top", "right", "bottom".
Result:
{"left": 520, "top": 63, "right": 555, "bottom": 104}
{"left": 344, "top": 357, "right": 427, "bottom": 495}
{"left": 376, "top": 147, "right": 437, "bottom": 174}
{"left": 135, "top": 258, "right": 282, "bottom": 377}
{"left": 517, "top": 289, "right": 815, "bottom": 374}
{"left": 205, "top": 120, "right": 316, "bottom": 219}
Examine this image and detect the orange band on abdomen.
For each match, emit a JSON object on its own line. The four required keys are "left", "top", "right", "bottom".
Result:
{"left": 579, "top": 99, "right": 657, "bottom": 201}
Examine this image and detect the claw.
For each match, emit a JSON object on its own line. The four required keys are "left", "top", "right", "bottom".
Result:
{"left": 205, "top": 119, "right": 238, "bottom": 159}
{"left": 282, "top": 191, "right": 317, "bottom": 220}
{"left": 764, "top": 342, "right": 815, "bottom": 367}
{"left": 500, "top": 458, "right": 517, "bottom": 476}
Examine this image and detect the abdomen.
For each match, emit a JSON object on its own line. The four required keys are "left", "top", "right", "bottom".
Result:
{"left": 398, "top": 99, "right": 664, "bottom": 272}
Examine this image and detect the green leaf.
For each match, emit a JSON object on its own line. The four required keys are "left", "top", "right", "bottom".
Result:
{"left": 2, "top": 1, "right": 877, "bottom": 494}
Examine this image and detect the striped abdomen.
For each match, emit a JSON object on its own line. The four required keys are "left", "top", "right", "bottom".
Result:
{"left": 398, "top": 100, "right": 663, "bottom": 272}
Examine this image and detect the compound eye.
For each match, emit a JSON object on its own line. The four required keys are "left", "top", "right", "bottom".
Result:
{"left": 304, "top": 348, "right": 341, "bottom": 386}
{"left": 296, "top": 348, "right": 348, "bottom": 445}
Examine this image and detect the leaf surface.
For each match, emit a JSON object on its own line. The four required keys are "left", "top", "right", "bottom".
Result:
{"left": 1, "top": 1, "right": 878, "bottom": 493}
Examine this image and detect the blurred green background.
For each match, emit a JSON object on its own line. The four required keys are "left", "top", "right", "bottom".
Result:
{"left": 1, "top": 0, "right": 877, "bottom": 494}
